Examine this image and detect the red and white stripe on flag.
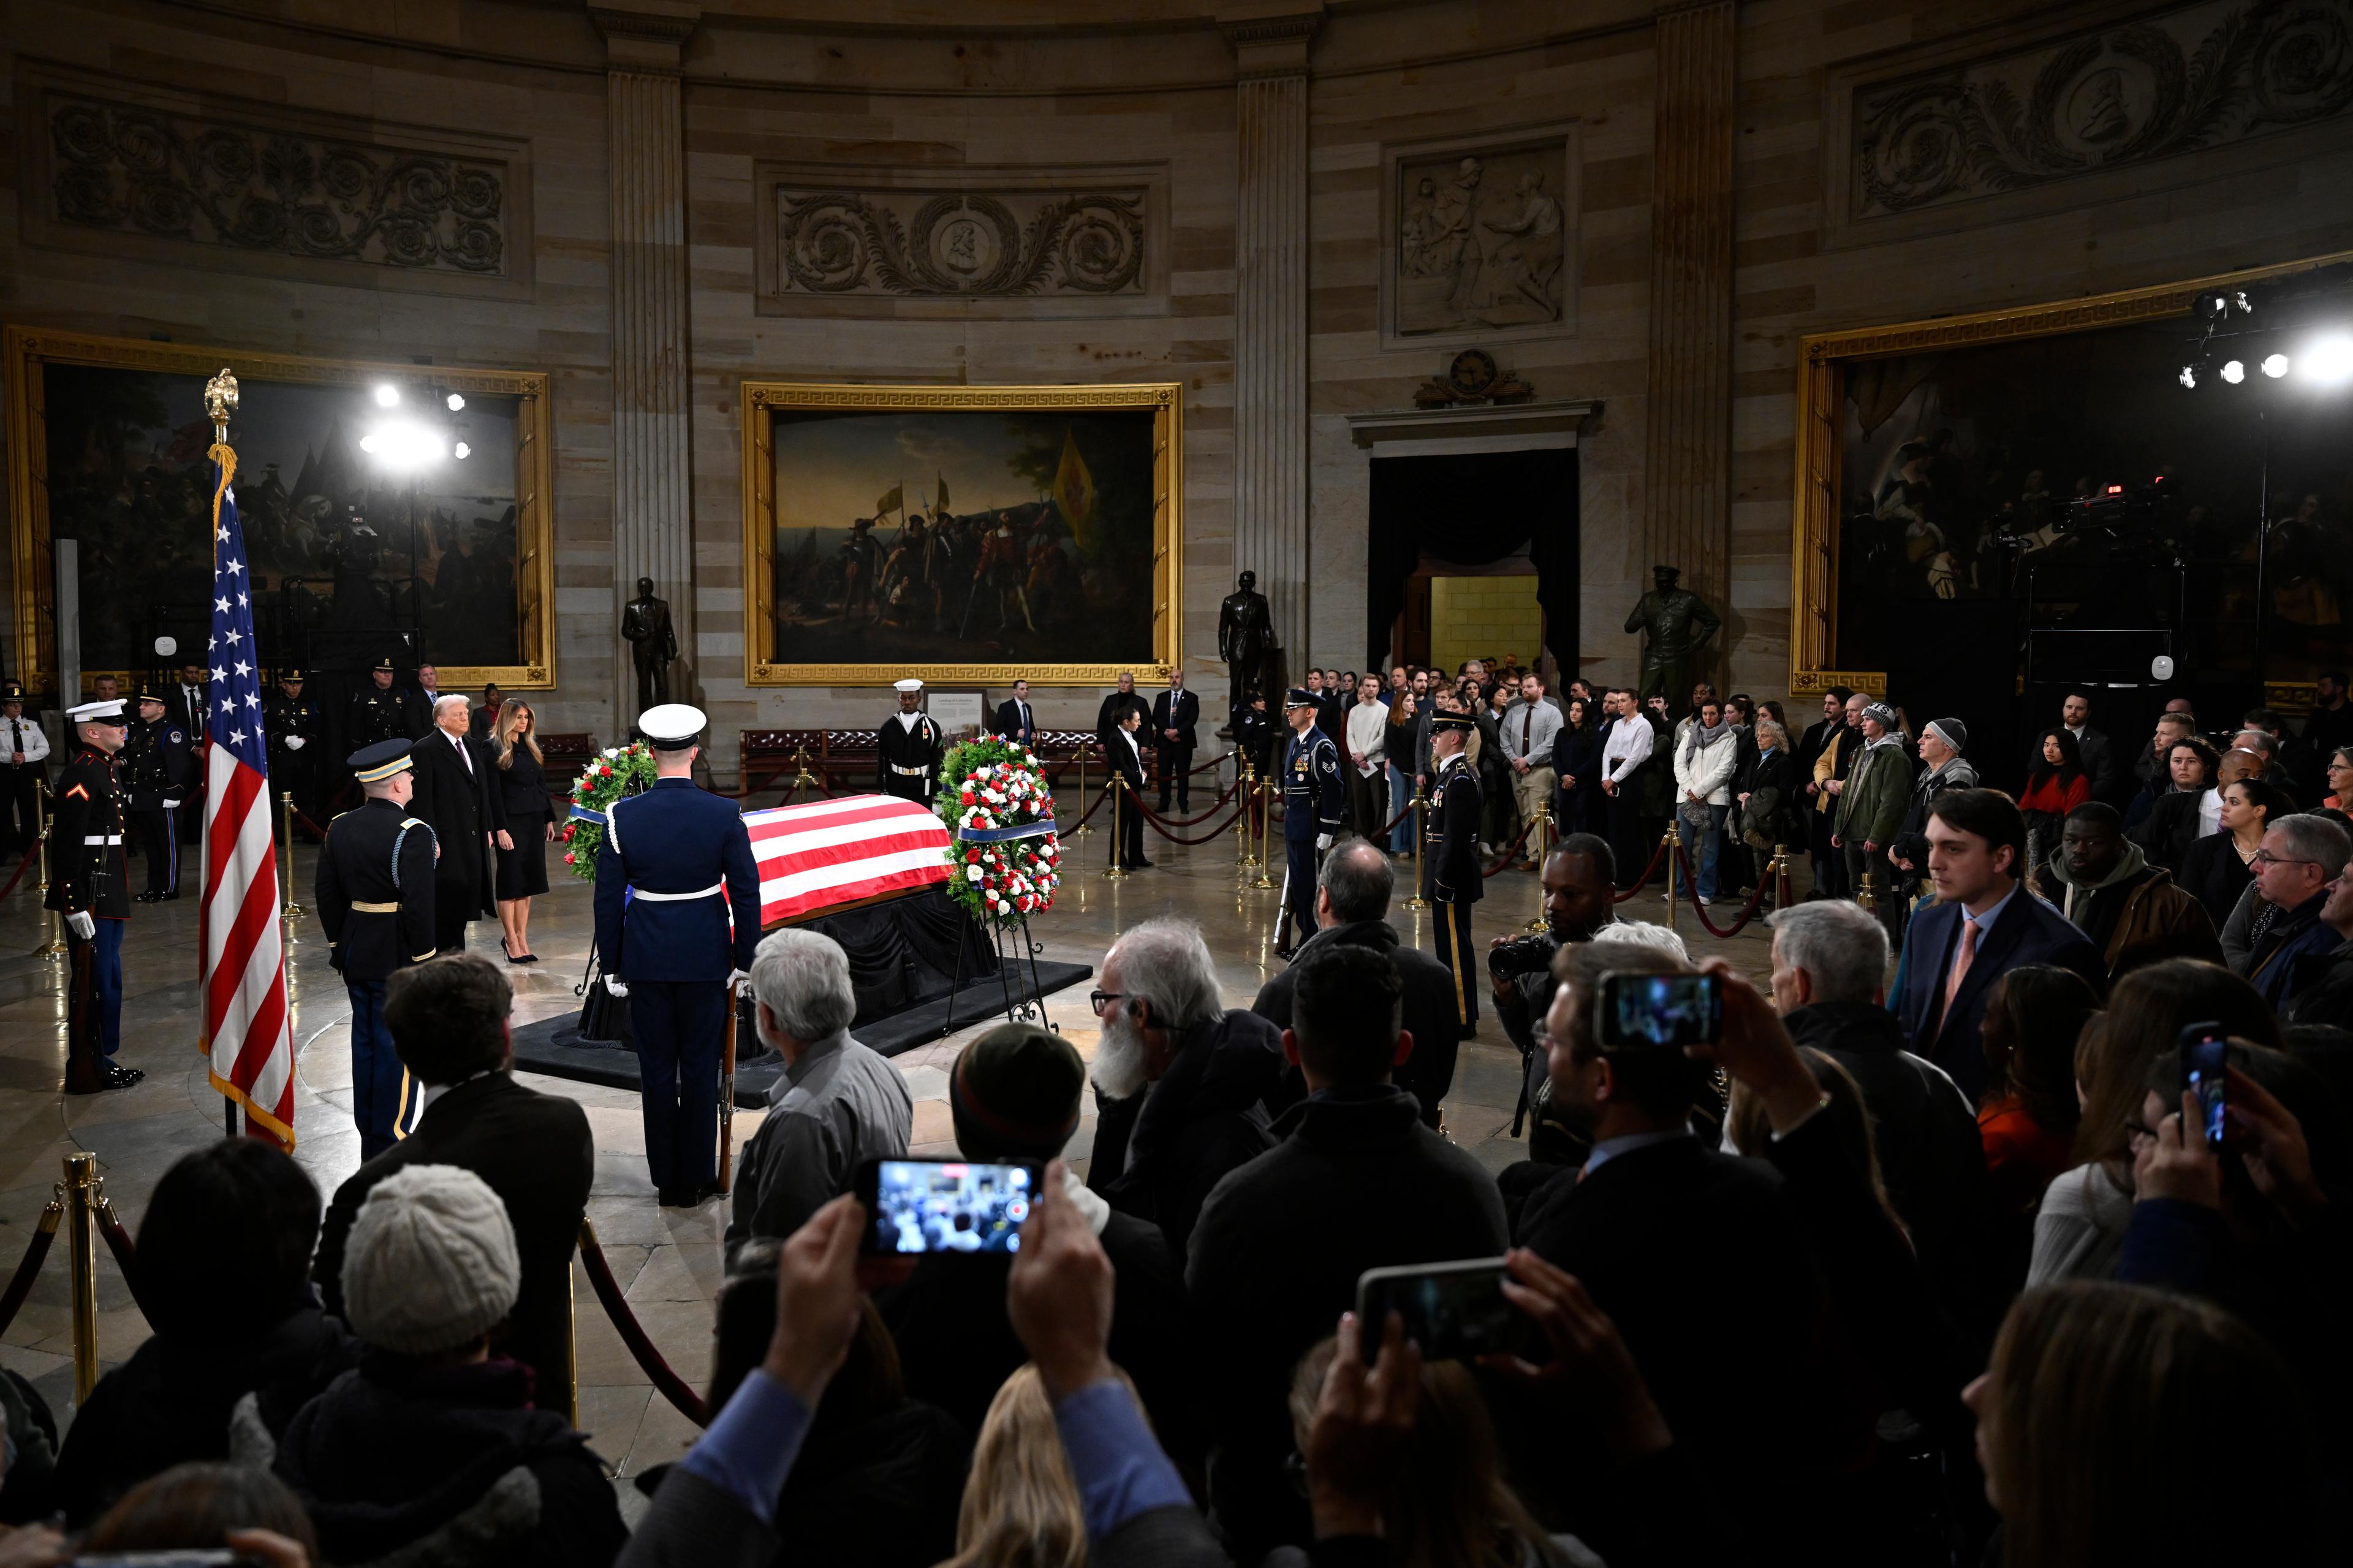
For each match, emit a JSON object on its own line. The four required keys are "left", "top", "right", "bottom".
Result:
{"left": 203, "top": 741, "right": 296, "bottom": 1142}
{"left": 746, "top": 794, "right": 950, "bottom": 927}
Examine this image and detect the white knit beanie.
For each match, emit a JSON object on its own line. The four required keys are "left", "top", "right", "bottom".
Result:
{"left": 341, "top": 1164, "right": 520, "bottom": 1355}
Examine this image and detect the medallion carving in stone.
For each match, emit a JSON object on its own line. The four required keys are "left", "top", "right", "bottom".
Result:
{"left": 1852, "top": 0, "right": 2353, "bottom": 219}
{"left": 1380, "top": 127, "right": 1576, "bottom": 350}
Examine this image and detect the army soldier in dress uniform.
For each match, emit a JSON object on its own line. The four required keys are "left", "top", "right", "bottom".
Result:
{"left": 594, "top": 705, "right": 762, "bottom": 1208}
{"left": 316, "top": 740, "right": 439, "bottom": 1156}
{"left": 876, "top": 678, "right": 944, "bottom": 806}
{"left": 50, "top": 700, "right": 140, "bottom": 1094}
{"left": 1275, "top": 686, "right": 1344, "bottom": 960}
{"left": 122, "top": 687, "right": 194, "bottom": 903}
{"left": 0, "top": 681, "right": 50, "bottom": 857}
{"left": 1425, "top": 706, "right": 1485, "bottom": 1036}
{"left": 347, "top": 657, "right": 409, "bottom": 771}
{"left": 265, "top": 669, "right": 324, "bottom": 841}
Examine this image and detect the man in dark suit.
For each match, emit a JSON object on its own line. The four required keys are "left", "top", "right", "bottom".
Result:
{"left": 402, "top": 662, "right": 447, "bottom": 741}
{"left": 407, "top": 692, "right": 504, "bottom": 953}
{"left": 1151, "top": 670, "right": 1200, "bottom": 812}
{"left": 1896, "top": 788, "right": 2105, "bottom": 1103}
{"left": 311, "top": 953, "right": 593, "bottom": 1404}
{"left": 993, "top": 678, "right": 1039, "bottom": 749}
{"left": 1106, "top": 707, "right": 1151, "bottom": 871}
{"left": 1094, "top": 671, "right": 1150, "bottom": 757}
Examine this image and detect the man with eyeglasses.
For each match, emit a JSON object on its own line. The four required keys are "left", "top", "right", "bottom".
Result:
{"left": 2284, "top": 849, "right": 2353, "bottom": 1027}
{"left": 2036, "top": 801, "right": 2219, "bottom": 984}
{"left": 2236, "top": 811, "right": 2352, "bottom": 1008}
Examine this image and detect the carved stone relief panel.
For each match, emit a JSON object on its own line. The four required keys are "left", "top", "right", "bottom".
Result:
{"left": 16, "top": 61, "right": 533, "bottom": 299}
{"left": 1843, "top": 0, "right": 2353, "bottom": 229}
{"left": 1379, "top": 125, "right": 1577, "bottom": 352}
{"left": 754, "top": 164, "right": 1167, "bottom": 318}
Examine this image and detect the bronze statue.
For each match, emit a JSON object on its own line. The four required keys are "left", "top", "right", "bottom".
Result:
{"left": 1216, "top": 570, "right": 1276, "bottom": 738}
{"left": 1623, "top": 564, "right": 1721, "bottom": 706}
{"left": 621, "top": 577, "right": 678, "bottom": 711}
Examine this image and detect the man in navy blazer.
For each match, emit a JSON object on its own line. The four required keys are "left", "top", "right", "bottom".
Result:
{"left": 1896, "top": 788, "right": 2104, "bottom": 1104}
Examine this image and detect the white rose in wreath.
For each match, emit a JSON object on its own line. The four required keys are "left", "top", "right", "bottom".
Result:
{"left": 966, "top": 866, "right": 983, "bottom": 883}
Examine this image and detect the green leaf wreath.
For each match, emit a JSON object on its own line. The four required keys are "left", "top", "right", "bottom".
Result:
{"left": 560, "top": 741, "right": 660, "bottom": 882}
{"left": 937, "top": 736, "right": 1063, "bottom": 927}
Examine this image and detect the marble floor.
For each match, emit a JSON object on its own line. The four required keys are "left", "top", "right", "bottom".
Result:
{"left": 0, "top": 801, "right": 1776, "bottom": 1489}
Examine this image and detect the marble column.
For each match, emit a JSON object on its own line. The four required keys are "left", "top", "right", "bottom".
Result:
{"left": 596, "top": 4, "right": 699, "bottom": 725}
{"left": 1225, "top": 7, "right": 1321, "bottom": 667}
{"left": 1640, "top": 0, "right": 1737, "bottom": 612}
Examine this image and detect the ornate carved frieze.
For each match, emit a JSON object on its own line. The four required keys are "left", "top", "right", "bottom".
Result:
{"left": 16, "top": 61, "right": 532, "bottom": 297}
{"left": 1377, "top": 124, "right": 1577, "bottom": 351}
{"left": 754, "top": 164, "right": 1166, "bottom": 318}
{"left": 1852, "top": 0, "right": 2353, "bottom": 221}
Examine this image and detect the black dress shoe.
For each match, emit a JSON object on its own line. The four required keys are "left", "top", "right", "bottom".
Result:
{"left": 134, "top": 892, "right": 160, "bottom": 904}
{"left": 691, "top": 1180, "right": 724, "bottom": 1205}
{"left": 100, "top": 1064, "right": 143, "bottom": 1090}
{"left": 161, "top": 891, "right": 180, "bottom": 901}
{"left": 1134, "top": 857, "right": 1154, "bottom": 868}
{"left": 656, "top": 1186, "right": 683, "bottom": 1208}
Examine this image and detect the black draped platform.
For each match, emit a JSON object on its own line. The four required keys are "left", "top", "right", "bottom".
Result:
{"left": 509, "top": 884, "right": 1089, "bottom": 1107}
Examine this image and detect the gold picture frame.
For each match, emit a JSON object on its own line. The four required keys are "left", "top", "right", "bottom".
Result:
{"left": 4, "top": 325, "right": 556, "bottom": 695}
{"left": 740, "top": 379, "right": 1182, "bottom": 687}
{"left": 1786, "top": 248, "right": 2353, "bottom": 696}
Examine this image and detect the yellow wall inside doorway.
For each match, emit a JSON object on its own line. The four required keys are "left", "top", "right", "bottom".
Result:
{"left": 1430, "top": 574, "right": 1540, "bottom": 678}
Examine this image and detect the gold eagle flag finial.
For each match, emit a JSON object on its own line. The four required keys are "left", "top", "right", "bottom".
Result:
{"left": 203, "top": 366, "right": 239, "bottom": 439}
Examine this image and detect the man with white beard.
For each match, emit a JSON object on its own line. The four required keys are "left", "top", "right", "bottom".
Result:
{"left": 1083, "top": 917, "right": 1285, "bottom": 1259}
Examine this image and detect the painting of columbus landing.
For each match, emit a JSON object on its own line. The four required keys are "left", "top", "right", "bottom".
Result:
{"left": 743, "top": 383, "right": 1181, "bottom": 685}
{"left": 37, "top": 362, "right": 521, "bottom": 675}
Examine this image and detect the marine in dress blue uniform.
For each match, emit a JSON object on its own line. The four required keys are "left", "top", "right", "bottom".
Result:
{"left": 593, "top": 704, "right": 763, "bottom": 1207}
{"left": 1424, "top": 708, "right": 1485, "bottom": 1033}
{"left": 50, "top": 700, "right": 140, "bottom": 1094}
{"left": 1276, "top": 687, "right": 1344, "bottom": 958}
{"left": 316, "top": 739, "right": 439, "bottom": 1156}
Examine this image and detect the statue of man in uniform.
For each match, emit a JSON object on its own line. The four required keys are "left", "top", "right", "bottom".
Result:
{"left": 1623, "top": 565, "right": 1722, "bottom": 708}
{"left": 1216, "top": 570, "right": 1276, "bottom": 738}
{"left": 622, "top": 577, "right": 679, "bottom": 713}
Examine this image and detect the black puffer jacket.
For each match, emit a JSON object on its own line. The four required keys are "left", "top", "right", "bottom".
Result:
{"left": 275, "top": 1353, "right": 626, "bottom": 1568}
{"left": 1087, "top": 1008, "right": 1284, "bottom": 1259}
{"left": 1252, "top": 918, "right": 1464, "bottom": 1126}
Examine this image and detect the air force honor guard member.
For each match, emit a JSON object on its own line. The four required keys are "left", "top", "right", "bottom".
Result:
{"left": 876, "top": 677, "right": 944, "bottom": 805}
{"left": 122, "top": 687, "right": 194, "bottom": 902}
{"left": 1276, "top": 686, "right": 1344, "bottom": 959}
{"left": 316, "top": 740, "right": 439, "bottom": 1156}
{"left": 594, "top": 705, "right": 762, "bottom": 1208}
{"left": 1425, "top": 706, "right": 1485, "bottom": 1034}
{"left": 50, "top": 700, "right": 140, "bottom": 1094}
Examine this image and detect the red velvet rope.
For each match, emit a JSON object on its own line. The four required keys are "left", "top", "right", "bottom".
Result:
{"left": 578, "top": 1221, "right": 710, "bottom": 1427}
{"left": 1480, "top": 814, "right": 1544, "bottom": 878}
{"left": 1669, "top": 845, "right": 1778, "bottom": 937}
{"left": 0, "top": 1202, "right": 60, "bottom": 1339}
{"left": 0, "top": 846, "right": 37, "bottom": 903}
{"left": 94, "top": 1198, "right": 147, "bottom": 1319}
{"left": 1129, "top": 791, "right": 1249, "bottom": 845}
{"left": 1608, "top": 835, "right": 1673, "bottom": 903}
{"left": 1129, "top": 773, "right": 1244, "bottom": 828}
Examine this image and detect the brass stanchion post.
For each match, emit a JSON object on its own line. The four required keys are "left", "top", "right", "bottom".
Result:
{"left": 1771, "top": 843, "right": 1791, "bottom": 911}
{"left": 1248, "top": 772, "right": 1276, "bottom": 890}
{"left": 1072, "top": 745, "right": 1093, "bottom": 837}
{"left": 787, "top": 743, "right": 817, "bottom": 804}
{"left": 1662, "top": 822, "right": 1682, "bottom": 935}
{"left": 1522, "top": 799, "right": 1554, "bottom": 933}
{"left": 65, "top": 1152, "right": 97, "bottom": 1403}
{"left": 1237, "top": 762, "right": 1259, "bottom": 869}
{"left": 280, "top": 792, "right": 305, "bottom": 922}
{"left": 1856, "top": 868, "right": 1878, "bottom": 913}
{"left": 1403, "top": 780, "right": 1431, "bottom": 911}
{"left": 35, "top": 776, "right": 64, "bottom": 958}
{"left": 1101, "top": 776, "right": 1128, "bottom": 881}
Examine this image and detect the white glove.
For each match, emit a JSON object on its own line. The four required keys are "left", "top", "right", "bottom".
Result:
{"left": 66, "top": 911, "right": 94, "bottom": 941}
{"left": 1316, "top": 833, "right": 1333, "bottom": 852}
{"left": 286, "top": 737, "right": 305, "bottom": 751}
{"left": 726, "top": 968, "right": 751, "bottom": 995}
{"left": 604, "top": 975, "right": 630, "bottom": 998}
{"left": 162, "top": 800, "right": 180, "bottom": 810}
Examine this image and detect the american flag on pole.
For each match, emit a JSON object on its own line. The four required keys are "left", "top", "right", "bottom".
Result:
{"left": 200, "top": 444, "right": 296, "bottom": 1145}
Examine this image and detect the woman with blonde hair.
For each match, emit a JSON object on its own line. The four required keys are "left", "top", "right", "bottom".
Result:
{"left": 491, "top": 698, "right": 555, "bottom": 963}
{"left": 938, "top": 1364, "right": 1099, "bottom": 1568}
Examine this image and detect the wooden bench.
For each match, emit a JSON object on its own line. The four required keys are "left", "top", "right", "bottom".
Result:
{"left": 540, "top": 732, "right": 597, "bottom": 795}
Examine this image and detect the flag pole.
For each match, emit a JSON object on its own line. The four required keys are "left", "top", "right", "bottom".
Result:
{"left": 206, "top": 367, "right": 241, "bottom": 1139}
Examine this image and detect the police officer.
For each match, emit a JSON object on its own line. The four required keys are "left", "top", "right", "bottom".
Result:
{"left": 594, "top": 704, "right": 762, "bottom": 1208}
{"left": 0, "top": 680, "right": 48, "bottom": 857}
{"left": 1425, "top": 706, "right": 1485, "bottom": 1035}
{"left": 121, "top": 687, "right": 194, "bottom": 902}
{"left": 316, "top": 740, "right": 439, "bottom": 1156}
{"left": 1276, "top": 686, "right": 1344, "bottom": 959}
{"left": 876, "top": 678, "right": 944, "bottom": 806}
{"left": 347, "top": 657, "right": 408, "bottom": 766}
{"left": 50, "top": 700, "right": 139, "bottom": 1093}
{"left": 265, "top": 668, "right": 323, "bottom": 840}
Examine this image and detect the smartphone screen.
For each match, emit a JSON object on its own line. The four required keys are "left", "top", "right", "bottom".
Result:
{"left": 1598, "top": 971, "right": 1722, "bottom": 1050}
{"left": 1355, "top": 1259, "right": 1516, "bottom": 1365}
{"left": 858, "top": 1158, "right": 1039, "bottom": 1256}
{"left": 2180, "top": 1026, "right": 2229, "bottom": 1151}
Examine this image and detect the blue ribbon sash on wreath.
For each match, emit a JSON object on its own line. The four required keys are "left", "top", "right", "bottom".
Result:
{"left": 956, "top": 818, "right": 1058, "bottom": 844}
{"left": 569, "top": 805, "right": 609, "bottom": 826}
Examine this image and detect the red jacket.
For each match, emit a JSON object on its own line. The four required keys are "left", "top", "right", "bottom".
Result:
{"left": 2018, "top": 772, "right": 2091, "bottom": 816}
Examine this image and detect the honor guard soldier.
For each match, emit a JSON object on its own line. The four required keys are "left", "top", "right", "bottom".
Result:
{"left": 1425, "top": 706, "right": 1485, "bottom": 1035}
{"left": 264, "top": 668, "right": 323, "bottom": 839}
{"left": 317, "top": 740, "right": 439, "bottom": 1156}
{"left": 0, "top": 681, "right": 48, "bottom": 857}
{"left": 122, "top": 687, "right": 194, "bottom": 903}
{"left": 593, "top": 705, "right": 762, "bottom": 1208}
{"left": 1276, "top": 687, "right": 1345, "bottom": 959}
{"left": 876, "top": 678, "right": 944, "bottom": 806}
{"left": 50, "top": 700, "right": 140, "bottom": 1093}
{"left": 347, "top": 656, "right": 408, "bottom": 765}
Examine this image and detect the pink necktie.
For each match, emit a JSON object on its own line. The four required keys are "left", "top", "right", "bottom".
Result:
{"left": 1942, "top": 917, "right": 1979, "bottom": 1018}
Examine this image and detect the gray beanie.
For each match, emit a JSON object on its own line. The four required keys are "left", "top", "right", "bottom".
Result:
{"left": 341, "top": 1164, "right": 520, "bottom": 1355}
{"left": 1925, "top": 718, "right": 1968, "bottom": 753}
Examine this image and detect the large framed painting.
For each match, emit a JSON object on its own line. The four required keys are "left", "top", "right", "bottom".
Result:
{"left": 740, "top": 381, "right": 1181, "bottom": 686}
{"left": 4, "top": 327, "right": 555, "bottom": 696}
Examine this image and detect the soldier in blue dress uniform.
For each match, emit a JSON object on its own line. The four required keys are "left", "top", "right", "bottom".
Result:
{"left": 593, "top": 703, "right": 763, "bottom": 1208}
{"left": 122, "top": 687, "right": 194, "bottom": 902}
{"left": 1424, "top": 707, "right": 1485, "bottom": 1034}
{"left": 1276, "top": 686, "right": 1344, "bottom": 960}
{"left": 50, "top": 700, "right": 140, "bottom": 1094}
{"left": 316, "top": 738, "right": 440, "bottom": 1156}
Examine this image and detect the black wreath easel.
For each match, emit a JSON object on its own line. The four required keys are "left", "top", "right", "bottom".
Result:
{"left": 939, "top": 912, "right": 1058, "bottom": 1039}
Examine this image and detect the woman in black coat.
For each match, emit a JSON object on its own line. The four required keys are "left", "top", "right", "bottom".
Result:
{"left": 491, "top": 700, "right": 555, "bottom": 963}
{"left": 2131, "top": 735, "right": 2219, "bottom": 872}
{"left": 2172, "top": 776, "right": 2289, "bottom": 930}
{"left": 1551, "top": 694, "right": 1604, "bottom": 836}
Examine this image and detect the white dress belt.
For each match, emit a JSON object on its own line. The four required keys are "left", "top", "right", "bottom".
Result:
{"left": 890, "top": 763, "right": 931, "bottom": 776}
{"left": 84, "top": 834, "right": 123, "bottom": 845}
{"left": 631, "top": 881, "right": 724, "bottom": 902}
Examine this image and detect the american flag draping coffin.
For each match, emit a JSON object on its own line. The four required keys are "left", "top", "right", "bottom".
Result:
{"left": 744, "top": 793, "right": 951, "bottom": 928}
